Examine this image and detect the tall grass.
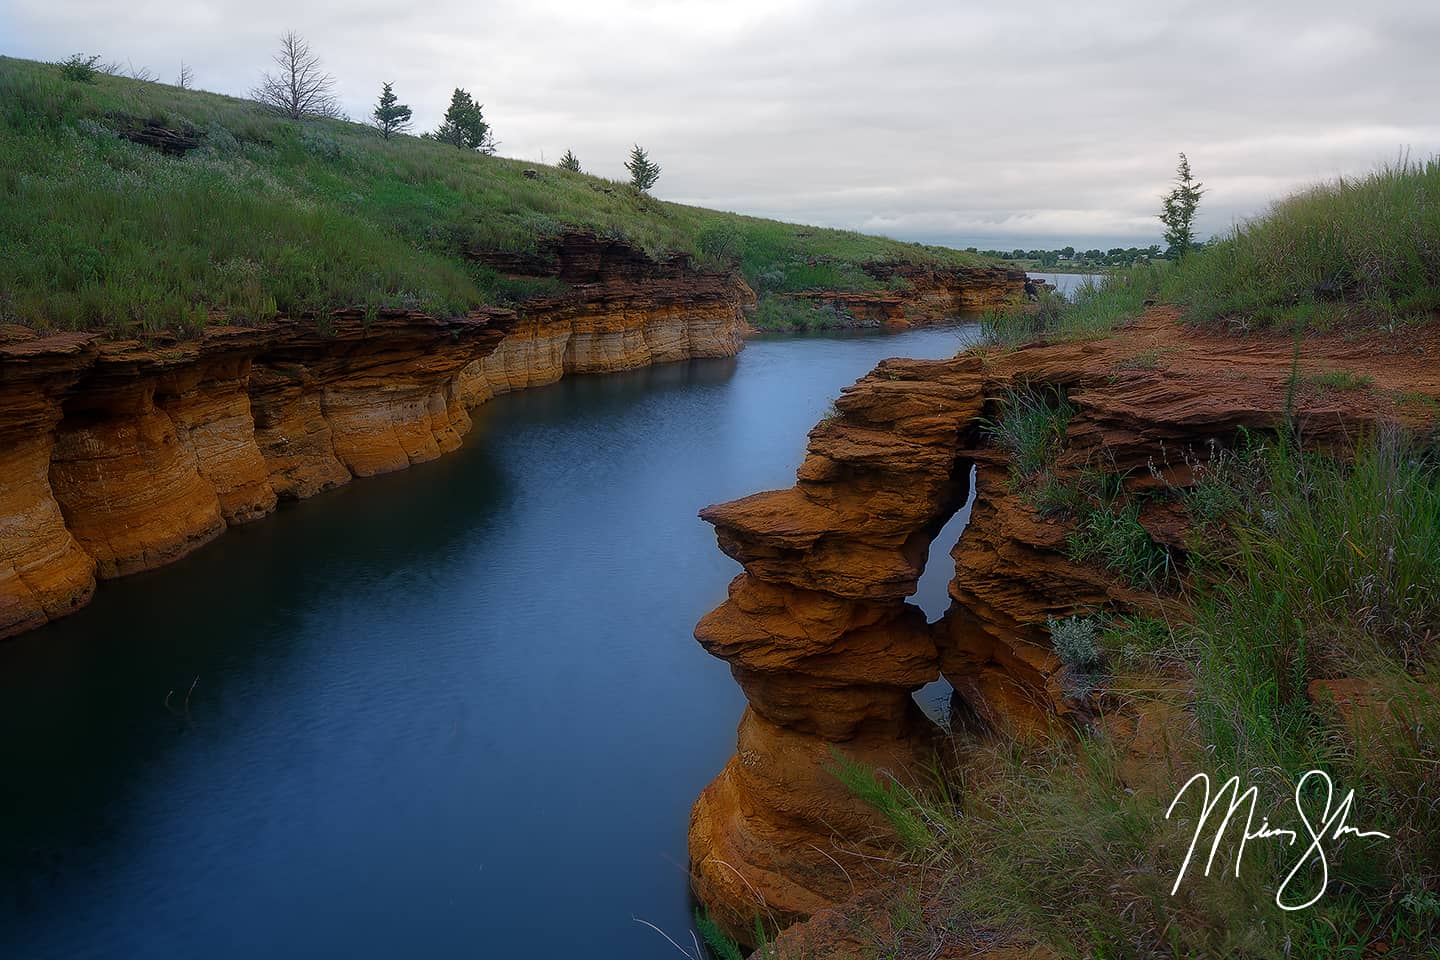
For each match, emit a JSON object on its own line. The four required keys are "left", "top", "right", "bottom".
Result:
{"left": 976, "top": 156, "right": 1440, "bottom": 345}
{"left": 1189, "top": 429, "right": 1440, "bottom": 765}
{"left": 1171, "top": 157, "right": 1440, "bottom": 330}
{"left": 0, "top": 55, "right": 989, "bottom": 334}
{"left": 980, "top": 265, "right": 1162, "bottom": 346}
{"left": 835, "top": 429, "right": 1440, "bottom": 957}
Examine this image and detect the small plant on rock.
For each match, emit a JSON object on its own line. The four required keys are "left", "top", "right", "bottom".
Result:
{"left": 980, "top": 384, "right": 1074, "bottom": 480}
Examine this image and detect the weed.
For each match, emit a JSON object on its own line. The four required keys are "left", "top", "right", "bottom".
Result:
{"left": 980, "top": 385, "right": 1074, "bottom": 479}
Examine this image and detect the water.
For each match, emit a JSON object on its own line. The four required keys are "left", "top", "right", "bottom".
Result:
{"left": 1027, "top": 272, "right": 1107, "bottom": 299}
{"left": 0, "top": 323, "right": 982, "bottom": 959}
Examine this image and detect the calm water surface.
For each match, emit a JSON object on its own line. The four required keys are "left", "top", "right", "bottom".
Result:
{"left": 0, "top": 323, "right": 981, "bottom": 959}
{"left": 1027, "top": 272, "right": 1106, "bottom": 298}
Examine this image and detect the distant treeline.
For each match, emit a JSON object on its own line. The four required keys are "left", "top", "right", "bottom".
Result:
{"left": 966, "top": 245, "right": 1174, "bottom": 268}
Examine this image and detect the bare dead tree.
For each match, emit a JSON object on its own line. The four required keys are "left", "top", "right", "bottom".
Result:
{"left": 128, "top": 61, "right": 157, "bottom": 83}
{"left": 177, "top": 61, "right": 194, "bottom": 90}
{"left": 250, "top": 30, "right": 340, "bottom": 120}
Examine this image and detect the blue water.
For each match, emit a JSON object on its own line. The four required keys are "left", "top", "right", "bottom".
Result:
{"left": 1027, "top": 272, "right": 1107, "bottom": 299}
{"left": 0, "top": 323, "right": 981, "bottom": 959}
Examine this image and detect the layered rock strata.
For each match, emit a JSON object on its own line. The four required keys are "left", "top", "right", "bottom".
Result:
{"left": 785, "top": 264, "right": 1026, "bottom": 327}
{"left": 461, "top": 233, "right": 752, "bottom": 402}
{"left": 1, "top": 236, "right": 753, "bottom": 639}
{"left": 691, "top": 308, "right": 1440, "bottom": 939}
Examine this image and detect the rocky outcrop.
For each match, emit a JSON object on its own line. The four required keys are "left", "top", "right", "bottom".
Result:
{"left": 0, "top": 313, "right": 508, "bottom": 638}
{"left": 690, "top": 308, "right": 1440, "bottom": 940}
{"left": 0, "top": 236, "right": 752, "bottom": 640}
{"left": 785, "top": 264, "right": 1025, "bottom": 327}
{"left": 461, "top": 234, "right": 751, "bottom": 403}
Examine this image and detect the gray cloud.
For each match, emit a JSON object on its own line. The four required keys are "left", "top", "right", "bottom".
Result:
{"left": 6, "top": 0, "right": 1438, "bottom": 248}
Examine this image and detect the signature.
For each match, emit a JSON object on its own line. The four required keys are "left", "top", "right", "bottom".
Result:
{"left": 1165, "top": 769, "right": 1391, "bottom": 910}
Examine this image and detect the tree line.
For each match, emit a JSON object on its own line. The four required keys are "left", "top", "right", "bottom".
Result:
{"left": 974, "top": 154, "right": 1206, "bottom": 266}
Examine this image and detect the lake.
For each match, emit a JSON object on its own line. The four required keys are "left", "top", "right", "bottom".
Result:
{"left": 0, "top": 323, "right": 981, "bottom": 959}
{"left": 1027, "top": 272, "right": 1107, "bottom": 298}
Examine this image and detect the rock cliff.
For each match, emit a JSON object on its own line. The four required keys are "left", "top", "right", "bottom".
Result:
{"left": 784, "top": 263, "right": 1025, "bottom": 327}
{"left": 0, "top": 235, "right": 750, "bottom": 640}
{"left": 689, "top": 308, "right": 1440, "bottom": 941}
{"left": 460, "top": 233, "right": 752, "bottom": 402}
{"left": 1, "top": 232, "right": 1029, "bottom": 641}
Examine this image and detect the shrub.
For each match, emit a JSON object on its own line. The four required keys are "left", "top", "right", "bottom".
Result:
{"left": 749, "top": 296, "right": 845, "bottom": 332}
{"left": 696, "top": 221, "right": 745, "bottom": 267}
{"left": 1048, "top": 614, "right": 1102, "bottom": 697}
{"left": 57, "top": 54, "right": 101, "bottom": 84}
{"left": 1047, "top": 615, "right": 1100, "bottom": 670}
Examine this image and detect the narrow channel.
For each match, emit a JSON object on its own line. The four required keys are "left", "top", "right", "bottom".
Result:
{"left": 0, "top": 323, "right": 983, "bottom": 959}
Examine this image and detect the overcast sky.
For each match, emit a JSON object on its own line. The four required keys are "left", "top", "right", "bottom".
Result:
{"left": 5, "top": 0, "right": 1438, "bottom": 249}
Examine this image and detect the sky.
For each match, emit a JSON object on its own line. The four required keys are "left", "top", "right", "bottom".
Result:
{"left": 5, "top": 0, "right": 1438, "bottom": 250}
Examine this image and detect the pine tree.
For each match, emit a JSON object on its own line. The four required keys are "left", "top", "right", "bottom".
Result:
{"left": 1159, "top": 153, "right": 1205, "bottom": 258}
{"left": 557, "top": 149, "right": 581, "bottom": 172}
{"left": 371, "top": 82, "right": 412, "bottom": 140}
{"left": 432, "top": 88, "right": 495, "bottom": 153}
{"left": 625, "top": 144, "right": 661, "bottom": 192}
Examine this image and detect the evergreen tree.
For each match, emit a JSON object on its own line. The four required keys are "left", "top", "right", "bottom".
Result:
{"left": 625, "top": 144, "right": 661, "bottom": 192}
{"left": 557, "top": 149, "right": 581, "bottom": 172}
{"left": 371, "top": 82, "right": 412, "bottom": 140}
{"left": 1159, "top": 153, "right": 1205, "bottom": 258}
{"left": 432, "top": 88, "right": 495, "bottom": 153}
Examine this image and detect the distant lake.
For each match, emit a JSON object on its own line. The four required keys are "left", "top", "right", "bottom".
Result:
{"left": 0, "top": 323, "right": 981, "bottom": 960}
{"left": 1028, "top": 272, "right": 1107, "bottom": 299}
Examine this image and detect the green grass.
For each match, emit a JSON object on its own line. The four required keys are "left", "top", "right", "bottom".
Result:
{"left": 979, "top": 385, "right": 1074, "bottom": 479}
{"left": 1171, "top": 157, "right": 1440, "bottom": 331}
{"left": 1066, "top": 496, "right": 1174, "bottom": 591}
{"left": 0, "top": 55, "right": 989, "bottom": 334}
{"left": 1300, "top": 369, "right": 1376, "bottom": 391}
{"left": 975, "top": 156, "right": 1440, "bottom": 345}
{"left": 748, "top": 296, "right": 848, "bottom": 332}
{"left": 980, "top": 268, "right": 1161, "bottom": 346}
{"left": 834, "top": 429, "right": 1440, "bottom": 957}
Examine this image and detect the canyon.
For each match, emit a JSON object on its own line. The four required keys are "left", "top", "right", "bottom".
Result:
{"left": 688, "top": 309, "right": 1440, "bottom": 946}
{"left": 0, "top": 235, "right": 1023, "bottom": 640}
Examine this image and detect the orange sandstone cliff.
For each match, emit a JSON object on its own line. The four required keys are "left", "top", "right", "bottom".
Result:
{"left": 0, "top": 234, "right": 1023, "bottom": 641}
{"left": 0, "top": 235, "right": 750, "bottom": 639}
{"left": 688, "top": 309, "right": 1440, "bottom": 942}
{"left": 786, "top": 262, "right": 1027, "bottom": 327}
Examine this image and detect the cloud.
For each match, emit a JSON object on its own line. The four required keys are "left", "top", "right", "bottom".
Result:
{"left": 6, "top": 0, "right": 1438, "bottom": 248}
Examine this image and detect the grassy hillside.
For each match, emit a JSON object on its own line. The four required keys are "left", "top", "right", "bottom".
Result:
{"left": 0, "top": 55, "right": 988, "bottom": 335}
{"left": 983, "top": 157, "right": 1440, "bottom": 345}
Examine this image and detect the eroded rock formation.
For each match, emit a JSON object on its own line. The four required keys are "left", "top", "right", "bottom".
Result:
{"left": 690, "top": 308, "right": 1440, "bottom": 941}
{"left": 1, "top": 231, "right": 1039, "bottom": 640}
{"left": 785, "top": 263, "right": 1025, "bottom": 327}
{"left": 0, "top": 235, "right": 753, "bottom": 640}
{"left": 461, "top": 233, "right": 753, "bottom": 402}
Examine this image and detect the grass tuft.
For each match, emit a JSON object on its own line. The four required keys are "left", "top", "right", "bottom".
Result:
{"left": 980, "top": 385, "right": 1074, "bottom": 479}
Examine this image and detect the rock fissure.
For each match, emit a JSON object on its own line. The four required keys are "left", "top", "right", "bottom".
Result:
{"left": 689, "top": 308, "right": 1440, "bottom": 942}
